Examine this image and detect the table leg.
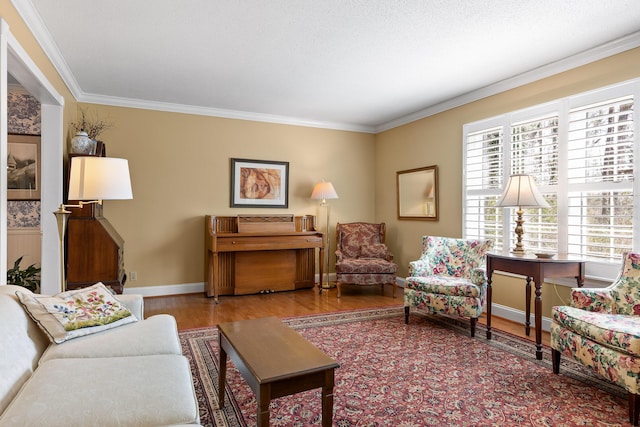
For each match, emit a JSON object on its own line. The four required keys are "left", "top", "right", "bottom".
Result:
{"left": 322, "top": 369, "right": 335, "bottom": 427}
{"left": 218, "top": 340, "right": 227, "bottom": 408}
{"left": 534, "top": 279, "right": 543, "bottom": 360}
{"left": 525, "top": 276, "right": 532, "bottom": 336}
{"left": 486, "top": 269, "right": 493, "bottom": 340}
{"left": 257, "top": 384, "right": 271, "bottom": 427}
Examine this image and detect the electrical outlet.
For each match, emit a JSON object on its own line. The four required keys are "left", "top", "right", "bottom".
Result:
{"left": 130, "top": 271, "right": 137, "bottom": 281}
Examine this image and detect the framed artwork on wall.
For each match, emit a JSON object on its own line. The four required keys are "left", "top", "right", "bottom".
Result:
{"left": 397, "top": 165, "right": 438, "bottom": 221}
{"left": 7, "top": 134, "right": 41, "bottom": 200}
{"left": 230, "top": 158, "right": 289, "bottom": 208}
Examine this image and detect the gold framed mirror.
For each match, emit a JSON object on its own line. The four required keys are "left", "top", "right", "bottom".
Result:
{"left": 396, "top": 165, "right": 438, "bottom": 221}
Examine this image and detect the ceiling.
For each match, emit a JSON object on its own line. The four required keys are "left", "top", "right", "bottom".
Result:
{"left": 12, "top": 0, "right": 640, "bottom": 133}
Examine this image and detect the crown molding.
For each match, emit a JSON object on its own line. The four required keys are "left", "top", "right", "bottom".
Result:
{"left": 79, "top": 92, "right": 376, "bottom": 133}
{"left": 10, "top": 0, "right": 375, "bottom": 133}
{"left": 12, "top": 0, "right": 640, "bottom": 134}
{"left": 10, "top": 0, "right": 83, "bottom": 100}
{"left": 375, "top": 30, "right": 640, "bottom": 133}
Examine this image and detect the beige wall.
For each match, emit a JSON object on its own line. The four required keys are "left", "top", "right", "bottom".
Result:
{"left": 82, "top": 105, "right": 375, "bottom": 287}
{"left": 377, "top": 47, "right": 640, "bottom": 315}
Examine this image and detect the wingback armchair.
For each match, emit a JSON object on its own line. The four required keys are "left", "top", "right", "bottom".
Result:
{"left": 551, "top": 252, "right": 640, "bottom": 426}
{"left": 335, "top": 222, "right": 397, "bottom": 298}
{"left": 404, "top": 236, "right": 493, "bottom": 337}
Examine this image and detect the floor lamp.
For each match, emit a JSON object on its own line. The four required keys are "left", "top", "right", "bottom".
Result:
{"left": 310, "top": 181, "right": 339, "bottom": 289}
{"left": 53, "top": 156, "right": 133, "bottom": 293}
{"left": 496, "top": 174, "right": 549, "bottom": 255}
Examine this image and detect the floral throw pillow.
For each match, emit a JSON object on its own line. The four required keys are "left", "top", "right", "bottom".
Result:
{"left": 360, "top": 243, "right": 389, "bottom": 259}
{"left": 16, "top": 282, "right": 137, "bottom": 344}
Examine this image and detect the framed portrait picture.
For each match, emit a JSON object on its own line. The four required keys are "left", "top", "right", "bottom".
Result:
{"left": 231, "top": 158, "right": 289, "bottom": 208}
{"left": 7, "top": 134, "right": 41, "bottom": 200}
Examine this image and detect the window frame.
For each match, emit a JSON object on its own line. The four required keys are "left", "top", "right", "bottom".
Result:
{"left": 462, "top": 78, "right": 640, "bottom": 284}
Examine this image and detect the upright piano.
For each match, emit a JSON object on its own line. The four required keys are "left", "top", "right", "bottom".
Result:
{"left": 204, "top": 214, "right": 324, "bottom": 302}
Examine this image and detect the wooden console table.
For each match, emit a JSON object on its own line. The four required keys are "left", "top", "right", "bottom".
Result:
{"left": 486, "top": 252, "right": 585, "bottom": 360}
{"left": 205, "top": 215, "right": 323, "bottom": 302}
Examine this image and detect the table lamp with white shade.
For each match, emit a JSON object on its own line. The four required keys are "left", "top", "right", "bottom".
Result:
{"left": 496, "top": 174, "right": 549, "bottom": 255}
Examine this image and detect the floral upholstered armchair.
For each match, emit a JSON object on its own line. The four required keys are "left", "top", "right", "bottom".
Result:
{"left": 551, "top": 252, "right": 640, "bottom": 426}
{"left": 404, "top": 236, "right": 493, "bottom": 337}
{"left": 335, "top": 222, "right": 397, "bottom": 298}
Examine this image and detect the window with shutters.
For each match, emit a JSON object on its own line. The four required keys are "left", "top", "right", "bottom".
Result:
{"left": 463, "top": 80, "right": 639, "bottom": 281}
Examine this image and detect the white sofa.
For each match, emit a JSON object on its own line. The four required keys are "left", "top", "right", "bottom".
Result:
{"left": 0, "top": 284, "right": 201, "bottom": 427}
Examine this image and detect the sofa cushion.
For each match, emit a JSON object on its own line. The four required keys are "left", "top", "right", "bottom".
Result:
{"left": 336, "top": 258, "right": 397, "bottom": 274}
{"left": 0, "top": 285, "right": 49, "bottom": 417}
{"left": 39, "top": 314, "right": 182, "bottom": 364}
{"left": 16, "top": 283, "right": 137, "bottom": 344}
{"left": 553, "top": 305, "right": 640, "bottom": 357}
{"left": 405, "top": 275, "right": 483, "bottom": 298}
{"left": 0, "top": 355, "right": 199, "bottom": 427}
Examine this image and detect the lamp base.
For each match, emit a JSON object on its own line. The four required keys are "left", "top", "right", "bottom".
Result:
{"left": 511, "top": 208, "right": 527, "bottom": 256}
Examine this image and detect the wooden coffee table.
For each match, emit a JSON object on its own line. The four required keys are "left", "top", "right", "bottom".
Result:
{"left": 217, "top": 317, "right": 339, "bottom": 426}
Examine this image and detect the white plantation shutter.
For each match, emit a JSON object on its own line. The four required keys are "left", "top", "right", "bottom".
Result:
{"left": 464, "top": 126, "right": 504, "bottom": 247}
{"left": 509, "top": 115, "right": 559, "bottom": 253}
{"left": 566, "top": 96, "right": 634, "bottom": 262}
{"left": 463, "top": 80, "right": 638, "bottom": 280}
{"left": 510, "top": 115, "right": 559, "bottom": 185}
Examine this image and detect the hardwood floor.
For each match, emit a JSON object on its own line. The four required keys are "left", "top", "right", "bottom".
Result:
{"left": 144, "top": 284, "right": 550, "bottom": 347}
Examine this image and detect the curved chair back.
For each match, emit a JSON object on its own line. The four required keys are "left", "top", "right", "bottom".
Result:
{"left": 421, "top": 236, "right": 492, "bottom": 278}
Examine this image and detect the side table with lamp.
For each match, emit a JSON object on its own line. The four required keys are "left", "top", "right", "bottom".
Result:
{"left": 486, "top": 174, "right": 585, "bottom": 360}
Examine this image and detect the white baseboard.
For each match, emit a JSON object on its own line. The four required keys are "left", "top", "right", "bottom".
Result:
{"left": 126, "top": 273, "right": 393, "bottom": 297}
{"left": 124, "top": 273, "right": 341, "bottom": 297}
{"left": 124, "top": 282, "right": 204, "bottom": 297}
{"left": 125, "top": 277, "right": 545, "bottom": 332}
{"left": 491, "top": 302, "right": 551, "bottom": 332}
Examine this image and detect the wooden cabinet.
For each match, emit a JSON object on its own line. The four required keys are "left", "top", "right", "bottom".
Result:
{"left": 65, "top": 152, "right": 126, "bottom": 294}
{"left": 205, "top": 214, "right": 323, "bottom": 302}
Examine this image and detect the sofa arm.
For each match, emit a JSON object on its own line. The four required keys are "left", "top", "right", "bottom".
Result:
{"left": 408, "top": 259, "right": 433, "bottom": 277}
{"left": 118, "top": 294, "right": 145, "bottom": 320}
{"left": 570, "top": 288, "right": 613, "bottom": 313}
{"left": 470, "top": 267, "right": 487, "bottom": 286}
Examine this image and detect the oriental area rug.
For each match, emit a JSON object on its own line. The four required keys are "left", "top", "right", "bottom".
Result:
{"left": 179, "top": 307, "right": 631, "bottom": 426}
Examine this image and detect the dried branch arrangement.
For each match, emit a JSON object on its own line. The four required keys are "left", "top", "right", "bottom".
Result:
{"left": 69, "top": 108, "right": 114, "bottom": 140}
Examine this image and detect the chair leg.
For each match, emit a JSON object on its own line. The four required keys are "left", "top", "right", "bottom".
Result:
{"left": 392, "top": 282, "right": 397, "bottom": 298}
{"left": 336, "top": 282, "right": 341, "bottom": 298}
{"left": 470, "top": 317, "right": 477, "bottom": 337}
{"left": 629, "top": 393, "right": 640, "bottom": 426}
{"left": 551, "top": 349, "right": 561, "bottom": 374}
{"left": 404, "top": 306, "right": 410, "bottom": 324}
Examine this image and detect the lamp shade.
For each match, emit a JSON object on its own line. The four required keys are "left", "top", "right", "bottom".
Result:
{"left": 310, "top": 181, "right": 339, "bottom": 202}
{"left": 496, "top": 174, "right": 549, "bottom": 208}
{"left": 68, "top": 156, "right": 133, "bottom": 201}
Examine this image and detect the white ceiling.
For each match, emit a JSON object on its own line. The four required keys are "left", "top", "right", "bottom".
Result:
{"left": 12, "top": 0, "right": 640, "bottom": 133}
